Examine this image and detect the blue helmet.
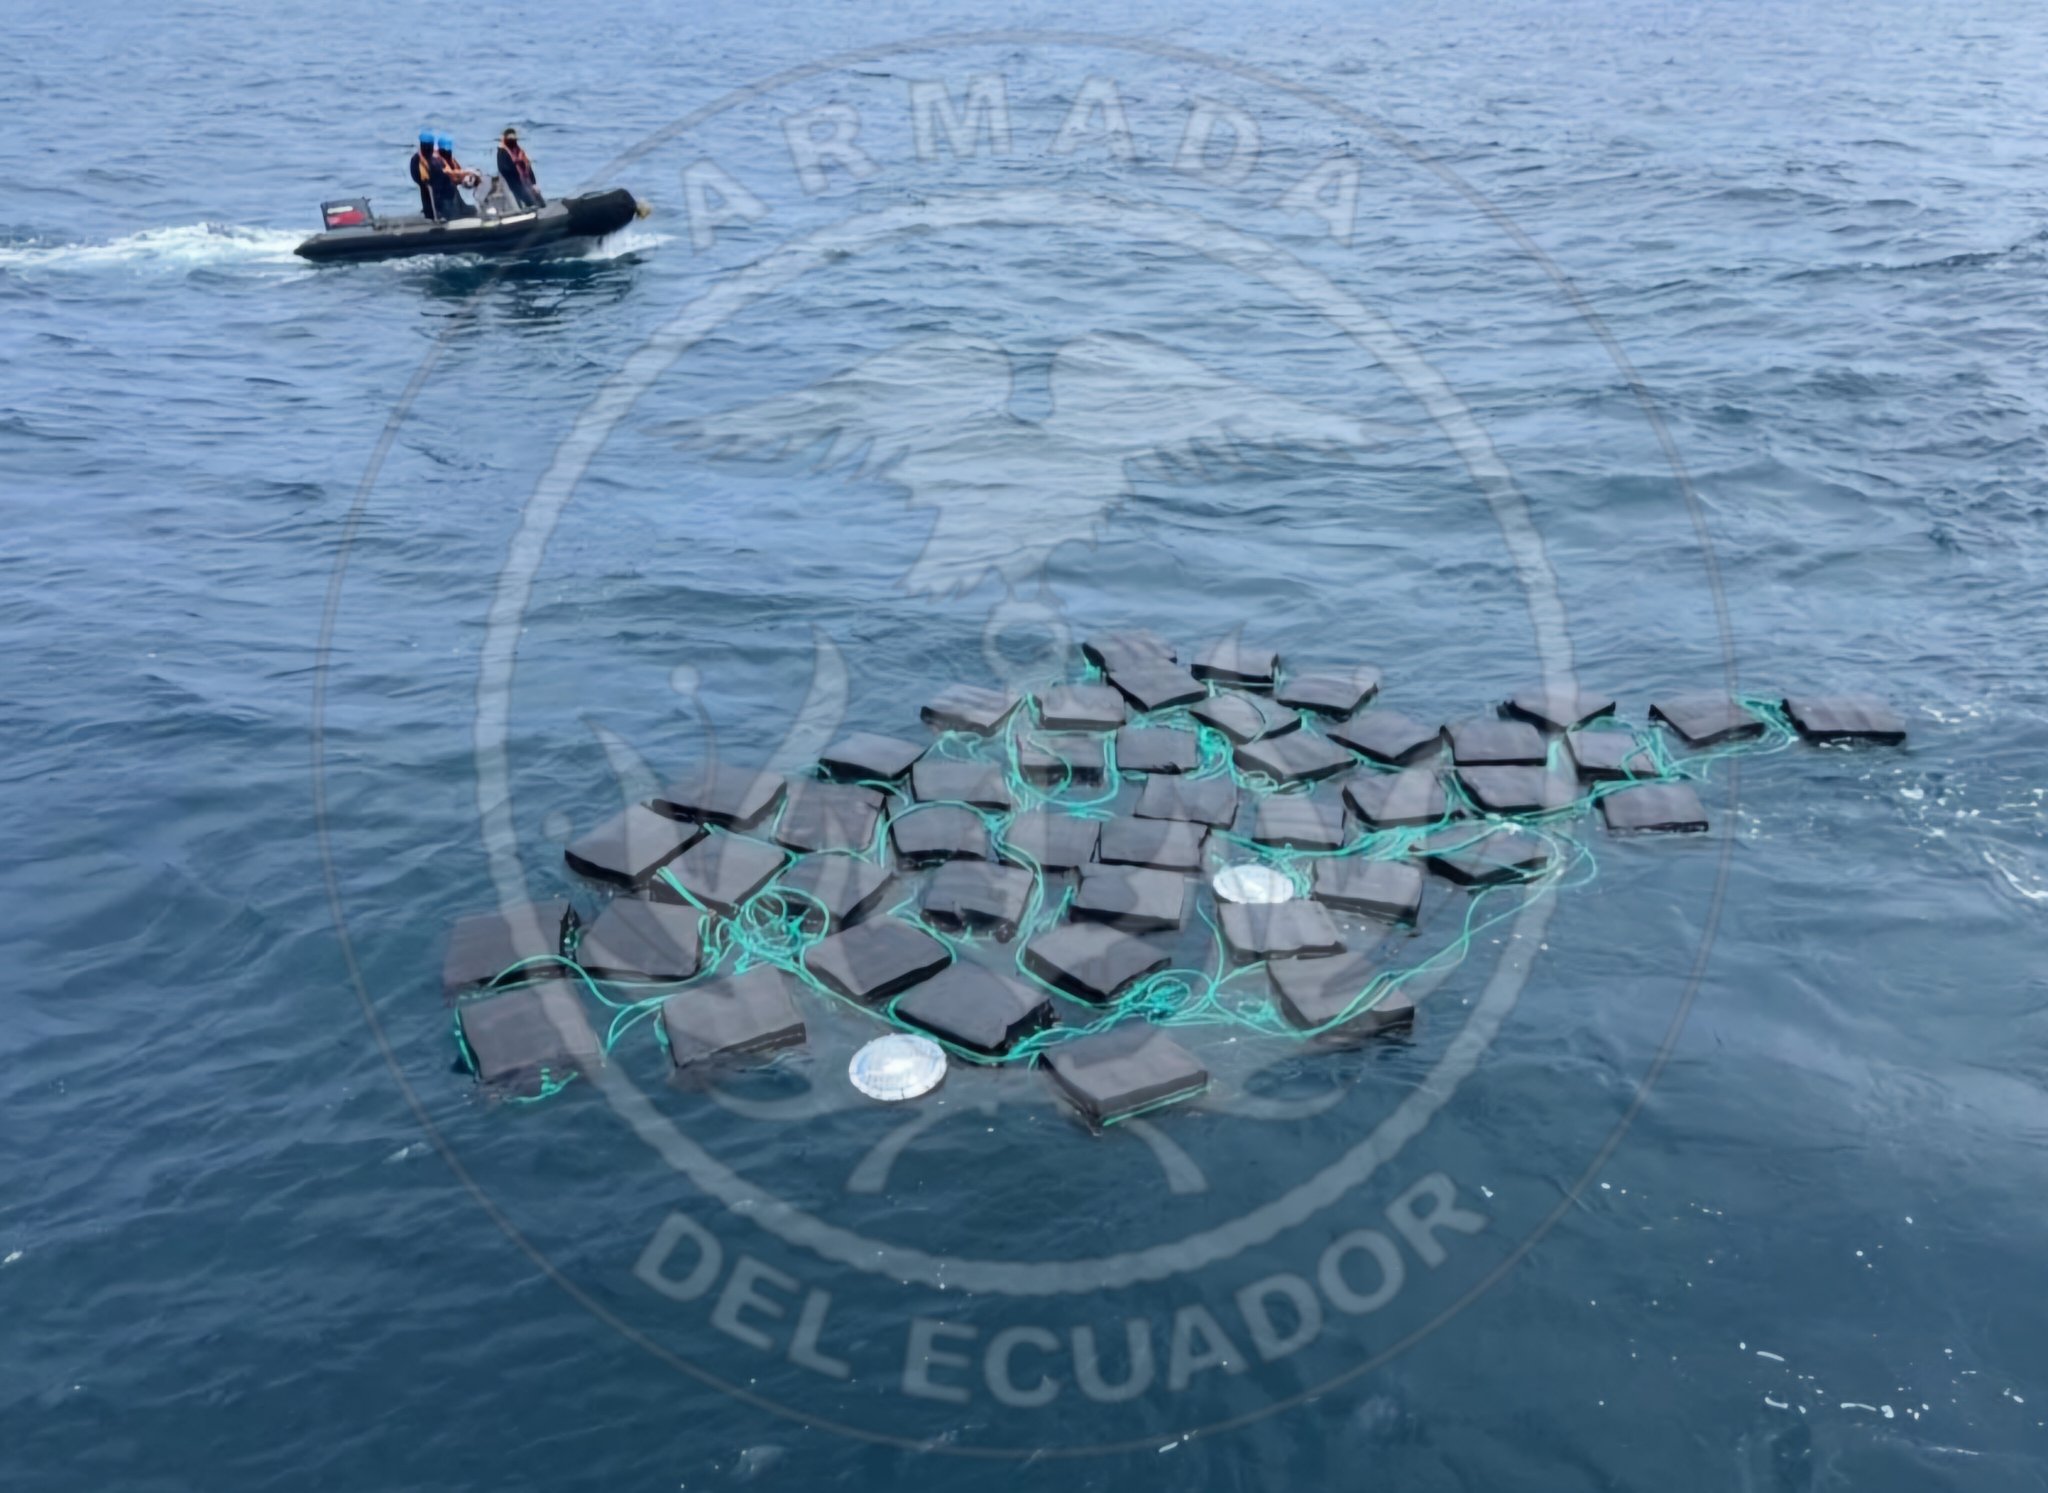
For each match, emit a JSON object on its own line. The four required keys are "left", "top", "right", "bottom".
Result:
{"left": 418, "top": 129, "right": 435, "bottom": 145}
{"left": 435, "top": 133, "right": 453, "bottom": 151}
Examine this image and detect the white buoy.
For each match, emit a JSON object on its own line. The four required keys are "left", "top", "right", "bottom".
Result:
{"left": 849, "top": 1033, "right": 947, "bottom": 1101}
{"left": 1211, "top": 864, "right": 1295, "bottom": 905}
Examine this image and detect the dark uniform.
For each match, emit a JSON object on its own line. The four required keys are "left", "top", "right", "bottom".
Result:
{"left": 409, "top": 145, "right": 438, "bottom": 217}
{"left": 429, "top": 142, "right": 476, "bottom": 220}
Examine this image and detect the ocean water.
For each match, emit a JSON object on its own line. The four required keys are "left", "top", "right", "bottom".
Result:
{"left": 5, "top": 0, "right": 2048, "bottom": 1487}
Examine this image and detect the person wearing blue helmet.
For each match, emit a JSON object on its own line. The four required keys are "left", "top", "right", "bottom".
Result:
{"left": 409, "top": 129, "right": 439, "bottom": 216}
{"left": 433, "top": 133, "right": 481, "bottom": 219}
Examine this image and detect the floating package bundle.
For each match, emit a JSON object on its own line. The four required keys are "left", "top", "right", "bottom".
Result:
{"left": 438, "top": 638, "right": 1904, "bottom": 1126}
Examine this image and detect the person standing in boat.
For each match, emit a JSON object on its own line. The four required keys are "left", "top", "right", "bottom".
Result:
{"left": 409, "top": 130, "right": 439, "bottom": 217}
{"left": 496, "top": 127, "right": 545, "bottom": 209}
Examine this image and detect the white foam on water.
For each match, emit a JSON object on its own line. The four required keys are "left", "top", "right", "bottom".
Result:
{"left": 1983, "top": 846, "right": 2048, "bottom": 904}
{"left": 0, "top": 219, "right": 668, "bottom": 277}
{"left": 0, "top": 221, "right": 306, "bottom": 273}
{"left": 580, "top": 224, "right": 672, "bottom": 260}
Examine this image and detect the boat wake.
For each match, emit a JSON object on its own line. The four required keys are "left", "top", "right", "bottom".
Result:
{"left": 579, "top": 224, "right": 671, "bottom": 260}
{"left": 0, "top": 222, "right": 306, "bottom": 274}
{"left": 0, "top": 216, "right": 667, "bottom": 277}
{"left": 1983, "top": 846, "right": 2048, "bottom": 907}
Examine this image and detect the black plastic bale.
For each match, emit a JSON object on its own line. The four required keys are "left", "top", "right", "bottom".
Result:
{"left": 1190, "top": 691, "right": 1287, "bottom": 745}
{"left": 576, "top": 897, "right": 705, "bottom": 982}
{"left": 443, "top": 900, "right": 579, "bottom": 995}
{"left": 1268, "top": 952, "right": 1416, "bottom": 1035}
{"left": 661, "top": 967, "right": 806, "bottom": 1072}
{"left": 775, "top": 853, "right": 897, "bottom": 928}
{"left": 1598, "top": 782, "right": 1709, "bottom": 834}
{"left": 1082, "top": 629, "right": 1177, "bottom": 675}
{"left": 1097, "top": 815, "right": 1210, "bottom": 872}
{"left": 922, "top": 684, "right": 1022, "bottom": 735}
{"left": 1252, "top": 795, "right": 1348, "bottom": 851}
{"left": 1036, "top": 683, "right": 1128, "bottom": 733}
{"left": 1018, "top": 734, "right": 1108, "bottom": 787}
{"left": 910, "top": 758, "right": 1013, "bottom": 811}
{"left": 920, "top": 861, "right": 1036, "bottom": 940}
{"left": 818, "top": 731, "right": 928, "bottom": 782}
{"left": 892, "top": 964, "right": 1054, "bottom": 1058}
{"left": 1329, "top": 709, "right": 1443, "bottom": 767}
{"left": 1218, "top": 900, "right": 1345, "bottom": 962}
{"left": 1071, "top": 864, "right": 1192, "bottom": 932}
{"left": 459, "top": 980, "right": 602, "bottom": 1094}
{"left": 1311, "top": 858, "right": 1424, "bottom": 922}
{"left": 774, "top": 779, "right": 886, "bottom": 855}
{"left": 563, "top": 803, "right": 704, "bottom": 887}
{"left": 1343, "top": 767, "right": 1448, "bottom": 829}
{"left": 1456, "top": 765, "right": 1582, "bottom": 817}
{"left": 1114, "top": 725, "right": 1200, "bottom": 775}
{"left": 1568, "top": 729, "right": 1654, "bottom": 782}
{"left": 653, "top": 834, "right": 789, "bottom": 915}
{"left": 1133, "top": 775, "right": 1239, "bottom": 828}
{"left": 1106, "top": 664, "right": 1207, "bottom": 714}
{"left": 1501, "top": 687, "right": 1617, "bottom": 734}
{"left": 1781, "top": 695, "right": 1908, "bottom": 745}
{"left": 1234, "top": 728, "right": 1354, "bottom": 786}
{"left": 1044, "top": 1026, "right": 1208, "bottom": 1125}
{"left": 1648, "top": 694, "right": 1764, "bottom": 749}
{"left": 1447, "top": 718, "right": 1548, "bottom": 766}
{"left": 889, "top": 805, "right": 992, "bottom": 864}
{"left": 1192, "top": 637, "right": 1279, "bottom": 688}
{"left": 1419, "top": 828, "right": 1551, "bottom": 886}
{"left": 1275, "top": 667, "right": 1382, "bottom": 717}
{"left": 653, "top": 766, "right": 787, "bottom": 831}
{"left": 1000, "top": 810, "right": 1102, "bottom": 872}
{"left": 804, "top": 917, "right": 953, "bottom": 1003}
{"left": 1020, "top": 922, "right": 1172, "bottom": 1003}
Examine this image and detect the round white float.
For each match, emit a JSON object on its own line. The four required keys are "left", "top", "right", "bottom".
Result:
{"left": 849, "top": 1033, "right": 947, "bottom": 1101}
{"left": 1211, "top": 864, "right": 1296, "bottom": 905}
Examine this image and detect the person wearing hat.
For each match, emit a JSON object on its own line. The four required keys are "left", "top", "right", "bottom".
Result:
{"left": 496, "top": 127, "right": 544, "bottom": 209}
{"left": 409, "top": 129, "right": 439, "bottom": 217}
{"left": 431, "top": 133, "right": 480, "bottom": 219}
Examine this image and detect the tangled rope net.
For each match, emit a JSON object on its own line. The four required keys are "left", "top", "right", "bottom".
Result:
{"left": 448, "top": 648, "right": 1825, "bottom": 1115}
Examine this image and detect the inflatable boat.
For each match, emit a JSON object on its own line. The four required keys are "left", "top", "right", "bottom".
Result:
{"left": 295, "top": 187, "right": 644, "bottom": 263}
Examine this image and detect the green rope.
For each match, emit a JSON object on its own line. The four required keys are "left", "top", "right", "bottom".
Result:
{"left": 1102, "top": 1081, "right": 1215, "bottom": 1127}
{"left": 462, "top": 689, "right": 1799, "bottom": 1108}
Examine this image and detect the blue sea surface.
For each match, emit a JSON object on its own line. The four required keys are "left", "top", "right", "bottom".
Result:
{"left": 5, "top": 0, "right": 2048, "bottom": 1488}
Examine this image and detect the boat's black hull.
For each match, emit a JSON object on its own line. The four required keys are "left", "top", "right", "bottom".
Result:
{"left": 295, "top": 188, "right": 639, "bottom": 263}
